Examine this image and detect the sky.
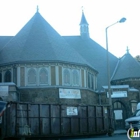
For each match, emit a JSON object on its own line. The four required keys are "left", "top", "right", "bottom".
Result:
{"left": 0, "top": 0, "right": 139, "bottom": 58}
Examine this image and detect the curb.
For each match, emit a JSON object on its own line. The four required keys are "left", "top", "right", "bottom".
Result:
{"left": 114, "top": 131, "right": 127, "bottom": 135}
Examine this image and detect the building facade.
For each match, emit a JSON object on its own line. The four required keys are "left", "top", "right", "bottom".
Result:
{"left": 0, "top": 9, "right": 140, "bottom": 130}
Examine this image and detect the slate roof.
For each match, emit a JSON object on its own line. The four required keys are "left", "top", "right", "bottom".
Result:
{"left": 0, "top": 11, "right": 94, "bottom": 70}
{"left": 0, "top": 36, "right": 13, "bottom": 50}
{"left": 1, "top": 10, "right": 139, "bottom": 90}
{"left": 63, "top": 36, "right": 118, "bottom": 89}
{"left": 111, "top": 52, "right": 140, "bottom": 81}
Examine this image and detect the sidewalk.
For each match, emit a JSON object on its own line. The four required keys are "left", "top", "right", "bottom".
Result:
{"left": 114, "top": 129, "right": 127, "bottom": 135}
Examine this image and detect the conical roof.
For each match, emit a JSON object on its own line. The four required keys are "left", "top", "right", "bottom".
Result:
{"left": 0, "top": 11, "right": 92, "bottom": 68}
{"left": 79, "top": 11, "right": 89, "bottom": 25}
{"left": 111, "top": 52, "right": 140, "bottom": 80}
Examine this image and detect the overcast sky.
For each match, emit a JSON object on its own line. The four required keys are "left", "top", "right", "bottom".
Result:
{"left": 0, "top": 0, "right": 139, "bottom": 58}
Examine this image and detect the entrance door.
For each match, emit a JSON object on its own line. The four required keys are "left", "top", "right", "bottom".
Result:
{"left": 113, "top": 101, "right": 126, "bottom": 130}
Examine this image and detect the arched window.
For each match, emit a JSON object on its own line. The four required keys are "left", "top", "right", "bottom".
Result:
{"left": 91, "top": 74, "right": 94, "bottom": 89}
{"left": 39, "top": 68, "right": 48, "bottom": 84}
{"left": 88, "top": 73, "right": 90, "bottom": 88}
{"left": 72, "top": 70, "right": 79, "bottom": 85}
{"left": 88, "top": 72, "right": 94, "bottom": 89}
{"left": 0, "top": 73, "right": 2, "bottom": 82}
{"left": 114, "top": 102, "right": 122, "bottom": 109}
{"left": 4, "top": 70, "right": 11, "bottom": 82}
{"left": 64, "top": 69, "right": 70, "bottom": 85}
{"left": 28, "top": 68, "right": 36, "bottom": 84}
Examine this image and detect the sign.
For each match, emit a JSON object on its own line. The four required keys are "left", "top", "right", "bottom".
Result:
{"left": 107, "top": 91, "right": 127, "bottom": 98}
{"left": 59, "top": 88, "right": 81, "bottom": 99}
{"left": 104, "top": 107, "right": 107, "bottom": 113}
{"left": 67, "top": 107, "right": 78, "bottom": 116}
{"left": 127, "top": 125, "right": 140, "bottom": 140}
{"left": 0, "top": 86, "right": 8, "bottom": 96}
{"left": 114, "top": 110, "right": 123, "bottom": 120}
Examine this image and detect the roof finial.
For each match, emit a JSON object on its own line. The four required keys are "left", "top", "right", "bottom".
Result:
{"left": 81, "top": 6, "right": 84, "bottom": 13}
{"left": 126, "top": 46, "right": 129, "bottom": 54}
{"left": 36, "top": 5, "right": 39, "bottom": 13}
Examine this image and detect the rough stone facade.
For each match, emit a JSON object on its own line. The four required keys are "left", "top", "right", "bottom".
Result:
{"left": 19, "top": 88, "right": 98, "bottom": 105}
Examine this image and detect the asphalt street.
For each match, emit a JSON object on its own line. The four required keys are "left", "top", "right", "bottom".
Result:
{"left": 61, "top": 134, "right": 139, "bottom": 140}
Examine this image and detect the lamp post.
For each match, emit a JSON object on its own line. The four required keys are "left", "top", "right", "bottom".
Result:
{"left": 105, "top": 17, "right": 126, "bottom": 106}
{"left": 105, "top": 17, "right": 126, "bottom": 135}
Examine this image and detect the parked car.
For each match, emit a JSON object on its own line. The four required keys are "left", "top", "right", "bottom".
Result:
{"left": 125, "top": 103, "right": 140, "bottom": 130}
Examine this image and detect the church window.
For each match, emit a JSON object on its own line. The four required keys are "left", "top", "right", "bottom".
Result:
{"left": 88, "top": 72, "right": 94, "bottom": 89}
{"left": 72, "top": 70, "right": 79, "bottom": 86}
{"left": 63, "top": 69, "right": 70, "bottom": 85}
{"left": 4, "top": 70, "right": 11, "bottom": 82}
{"left": 28, "top": 68, "right": 36, "bottom": 84}
{"left": 39, "top": 68, "right": 48, "bottom": 84}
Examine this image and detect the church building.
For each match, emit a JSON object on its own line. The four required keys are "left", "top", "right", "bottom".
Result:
{"left": 0, "top": 8, "right": 140, "bottom": 130}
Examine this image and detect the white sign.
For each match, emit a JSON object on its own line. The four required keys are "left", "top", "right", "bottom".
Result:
{"left": 107, "top": 91, "right": 127, "bottom": 98}
{"left": 59, "top": 88, "right": 81, "bottom": 99}
{"left": 104, "top": 107, "right": 107, "bottom": 113}
{"left": 0, "top": 86, "right": 8, "bottom": 96}
{"left": 67, "top": 107, "right": 78, "bottom": 116}
{"left": 114, "top": 110, "right": 123, "bottom": 120}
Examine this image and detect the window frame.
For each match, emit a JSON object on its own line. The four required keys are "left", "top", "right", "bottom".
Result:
{"left": 72, "top": 69, "right": 80, "bottom": 86}
{"left": 63, "top": 68, "right": 71, "bottom": 86}
{"left": 39, "top": 68, "right": 49, "bottom": 85}
{"left": 27, "top": 68, "right": 37, "bottom": 85}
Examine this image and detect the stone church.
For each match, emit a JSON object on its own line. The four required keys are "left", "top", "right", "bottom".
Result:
{"left": 0, "top": 8, "right": 140, "bottom": 130}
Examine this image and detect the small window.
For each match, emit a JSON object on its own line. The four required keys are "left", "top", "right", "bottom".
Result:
{"left": 63, "top": 69, "right": 70, "bottom": 85}
{"left": 88, "top": 73, "right": 90, "bottom": 88}
{"left": 114, "top": 102, "right": 117, "bottom": 109}
{"left": 4, "top": 70, "right": 11, "bottom": 82}
{"left": 131, "top": 100, "right": 137, "bottom": 113}
{"left": 72, "top": 70, "right": 79, "bottom": 86}
{"left": 91, "top": 75, "right": 94, "bottom": 89}
{"left": 39, "top": 68, "right": 48, "bottom": 84}
{"left": 28, "top": 68, "right": 36, "bottom": 84}
{"left": 88, "top": 72, "right": 94, "bottom": 89}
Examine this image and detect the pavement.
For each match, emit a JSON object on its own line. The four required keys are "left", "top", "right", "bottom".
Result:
{"left": 114, "top": 129, "right": 127, "bottom": 135}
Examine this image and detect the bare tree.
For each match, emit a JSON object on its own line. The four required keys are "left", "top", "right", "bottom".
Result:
{"left": 135, "top": 55, "right": 140, "bottom": 62}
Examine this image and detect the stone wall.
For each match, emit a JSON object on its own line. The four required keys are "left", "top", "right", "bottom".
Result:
{"left": 101, "top": 90, "right": 140, "bottom": 117}
{"left": 19, "top": 88, "right": 98, "bottom": 105}
{"left": 101, "top": 91, "right": 139, "bottom": 104}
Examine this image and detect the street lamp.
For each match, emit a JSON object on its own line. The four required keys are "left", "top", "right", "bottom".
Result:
{"left": 105, "top": 17, "right": 126, "bottom": 106}
{"left": 105, "top": 17, "right": 126, "bottom": 135}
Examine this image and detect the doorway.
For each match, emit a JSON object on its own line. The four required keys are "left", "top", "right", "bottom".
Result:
{"left": 113, "top": 101, "right": 126, "bottom": 130}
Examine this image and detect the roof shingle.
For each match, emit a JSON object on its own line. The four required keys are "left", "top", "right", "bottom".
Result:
{"left": 0, "top": 12, "right": 93, "bottom": 70}
{"left": 112, "top": 52, "right": 140, "bottom": 80}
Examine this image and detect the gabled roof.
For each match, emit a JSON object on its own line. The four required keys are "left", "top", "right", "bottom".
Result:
{"left": 79, "top": 11, "right": 89, "bottom": 25}
{"left": 111, "top": 52, "right": 140, "bottom": 81}
{"left": 63, "top": 36, "right": 118, "bottom": 89}
{"left": 0, "top": 11, "right": 94, "bottom": 69}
